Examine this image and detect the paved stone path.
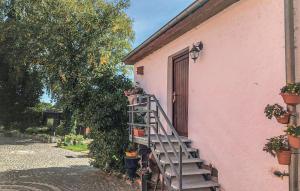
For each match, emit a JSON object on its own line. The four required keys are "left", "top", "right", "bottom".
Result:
{"left": 0, "top": 134, "right": 133, "bottom": 191}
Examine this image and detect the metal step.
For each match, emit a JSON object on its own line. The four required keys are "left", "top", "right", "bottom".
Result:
{"left": 127, "top": 110, "right": 152, "bottom": 113}
{"left": 155, "top": 147, "right": 197, "bottom": 154}
{"left": 171, "top": 180, "right": 219, "bottom": 190}
{"left": 166, "top": 168, "right": 211, "bottom": 177}
{"left": 151, "top": 136, "right": 191, "bottom": 143}
{"left": 160, "top": 157, "right": 203, "bottom": 165}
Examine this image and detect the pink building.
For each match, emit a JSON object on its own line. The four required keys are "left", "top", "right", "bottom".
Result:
{"left": 125, "top": 0, "right": 300, "bottom": 190}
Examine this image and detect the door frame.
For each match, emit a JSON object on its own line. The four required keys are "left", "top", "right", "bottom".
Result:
{"left": 167, "top": 47, "right": 189, "bottom": 135}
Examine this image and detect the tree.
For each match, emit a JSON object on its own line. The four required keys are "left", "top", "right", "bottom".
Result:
{"left": 0, "top": 0, "right": 133, "bottom": 95}
{"left": 0, "top": 0, "right": 134, "bottom": 171}
{"left": 0, "top": 0, "right": 134, "bottom": 131}
{"left": 0, "top": 54, "right": 43, "bottom": 130}
{"left": 77, "top": 69, "right": 132, "bottom": 170}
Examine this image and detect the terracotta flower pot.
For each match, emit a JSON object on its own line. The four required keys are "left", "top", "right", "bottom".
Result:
{"left": 133, "top": 128, "right": 145, "bottom": 137}
{"left": 276, "top": 150, "right": 291, "bottom": 165}
{"left": 126, "top": 95, "right": 138, "bottom": 105}
{"left": 280, "top": 93, "right": 300, "bottom": 105}
{"left": 85, "top": 127, "right": 91, "bottom": 135}
{"left": 275, "top": 113, "right": 290, "bottom": 124}
{"left": 125, "top": 151, "right": 138, "bottom": 158}
{"left": 288, "top": 135, "right": 300, "bottom": 149}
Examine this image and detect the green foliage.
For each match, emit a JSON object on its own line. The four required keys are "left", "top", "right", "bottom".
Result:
{"left": 55, "top": 121, "right": 66, "bottom": 136}
{"left": 25, "top": 127, "right": 50, "bottom": 135}
{"left": 264, "top": 104, "right": 288, "bottom": 119}
{"left": 62, "top": 144, "right": 89, "bottom": 152}
{"left": 0, "top": 0, "right": 134, "bottom": 100}
{"left": 133, "top": 112, "right": 146, "bottom": 129}
{"left": 30, "top": 102, "right": 54, "bottom": 113}
{"left": 285, "top": 125, "right": 300, "bottom": 137}
{"left": 263, "top": 135, "right": 289, "bottom": 157}
{"left": 0, "top": 0, "right": 134, "bottom": 172}
{"left": 90, "top": 129, "right": 128, "bottom": 171}
{"left": 80, "top": 71, "right": 131, "bottom": 171}
{"left": 0, "top": 54, "right": 43, "bottom": 130}
{"left": 124, "top": 83, "right": 145, "bottom": 96}
{"left": 281, "top": 83, "right": 300, "bottom": 95}
{"left": 60, "top": 134, "right": 84, "bottom": 146}
{"left": 125, "top": 142, "right": 137, "bottom": 152}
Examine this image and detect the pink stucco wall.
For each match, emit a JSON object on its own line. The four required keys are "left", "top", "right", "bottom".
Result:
{"left": 134, "top": 0, "right": 288, "bottom": 190}
{"left": 295, "top": 0, "right": 300, "bottom": 83}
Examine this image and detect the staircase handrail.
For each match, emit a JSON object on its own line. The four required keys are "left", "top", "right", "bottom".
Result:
{"left": 145, "top": 94, "right": 192, "bottom": 159}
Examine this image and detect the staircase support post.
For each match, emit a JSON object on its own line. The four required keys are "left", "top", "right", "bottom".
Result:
{"left": 147, "top": 96, "right": 151, "bottom": 148}
{"left": 179, "top": 145, "right": 182, "bottom": 191}
{"left": 284, "top": 0, "right": 299, "bottom": 191}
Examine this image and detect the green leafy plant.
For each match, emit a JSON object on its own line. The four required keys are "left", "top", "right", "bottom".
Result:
{"left": 263, "top": 135, "right": 289, "bottom": 157}
{"left": 62, "top": 144, "right": 88, "bottom": 152}
{"left": 281, "top": 83, "right": 300, "bottom": 95}
{"left": 124, "top": 83, "right": 145, "bottom": 96}
{"left": 134, "top": 113, "right": 145, "bottom": 126}
{"left": 89, "top": 129, "right": 129, "bottom": 171}
{"left": 125, "top": 143, "right": 137, "bottom": 152}
{"left": 55, "top": 121, "right": 65, "bottom": 136}
{"left": 61, "top": 134, "right": 84, "bottom": 146}
{"left": 264, "top": 104, "right": 288, "bottom": 119}
{"left": 285, "top": 125, "right": 300, "bottom": 137}
{"left": 25, "top": 127, "right": 50, "bottom": 135}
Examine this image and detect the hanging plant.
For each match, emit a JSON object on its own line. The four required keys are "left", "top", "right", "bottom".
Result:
{"left": 125, "top": 143, "right": 138, "bottom": 158}
{"left": 280, "top": 83, "right": 300, "bottom": 105}
{"left": 124, "top": 82, "right": 145, "bottom": 96}
{"left": 264, "top": 104, "right": 290, "bottom": 124}
{"left": 263, "top": 135, "right": 291, "bottom": 165}
{"left": 124, "top": 83, "right": 145, "bottom": 104}
{"left": 132, "top": 113, "right": 146, "bottom": 137}
{"left": 285, "top": 125, "right": 300, "bottom": 149}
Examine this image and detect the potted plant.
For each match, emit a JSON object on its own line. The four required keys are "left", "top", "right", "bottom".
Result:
{"left": 133, "top": 114, "right": 146, "bottom": 137}
{"left": 133, "top": 127, "right": 145, "bottom": 137}
{"left": 280, "top": 83, "right": 300, "bottom": 105}
{"left": 124, "top": 143, "right": 140, "bottom": 182}
{"left": 285, "top": 125, "right": 300, "bottom": 149}
{"left": 125, "top": 143, "right": 138, "bottom": 158}
{"left": 124, "top": 83, "right": 145, "bottom": 104}
{"left": 263, "top": 135, "right": 291, "bottom": 165}
{"left": 264, "top": 104, "right": 290, "bottom": 124}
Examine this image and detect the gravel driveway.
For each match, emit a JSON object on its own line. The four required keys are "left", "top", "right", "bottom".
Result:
{"left": 0, "top": 134, "right": 133, "bottom": 191}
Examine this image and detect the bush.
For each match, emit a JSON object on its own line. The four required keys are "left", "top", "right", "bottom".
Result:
{"left": 55, "top": 122, "right": 65, "bottom": 136}
{"left": 77, "top": 72, "right": 131, "bottom": 172}
{"left": 58, "top": 134, "right": 84, "bottom": 146}
{"left": 25, "top": 127, "right": 50, "bottom": 135}
{"left": 89, "top": 129, "right": 128, "bottom": 171}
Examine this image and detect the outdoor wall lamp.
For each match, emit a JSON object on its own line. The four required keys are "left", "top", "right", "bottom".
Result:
{"left": 189, "top": 41, "right": 203, "bottom": 62}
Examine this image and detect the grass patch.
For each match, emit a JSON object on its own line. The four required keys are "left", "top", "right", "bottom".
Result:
{"left": 61, "top": 144, "right": 89, "bottom": 152}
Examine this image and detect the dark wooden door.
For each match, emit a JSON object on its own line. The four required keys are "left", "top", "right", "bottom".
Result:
{"left": 172, "top": 51, "right": 189, "bottom": 137}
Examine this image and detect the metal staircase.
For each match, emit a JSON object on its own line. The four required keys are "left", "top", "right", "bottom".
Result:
{"left": 128, "top": 94, "right": 219, "bottom": 191}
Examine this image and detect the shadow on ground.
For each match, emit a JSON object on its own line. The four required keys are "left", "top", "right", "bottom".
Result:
{"left": 0, "top": 166, "right": 134, "bottom": 191}
{"left": 0, "top": 134, "right": 41, "bottom": 146}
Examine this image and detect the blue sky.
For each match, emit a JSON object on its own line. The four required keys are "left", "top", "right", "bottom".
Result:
{"left": 41, "top": 0, "right": 194, "bottom": 103}
{"left": 127, "top": 0, "right": 194, "bottom": 48}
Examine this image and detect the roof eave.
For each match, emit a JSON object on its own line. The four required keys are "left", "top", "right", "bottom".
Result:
{"left": 124, "top": 0, "right": 240, "bottom": 65}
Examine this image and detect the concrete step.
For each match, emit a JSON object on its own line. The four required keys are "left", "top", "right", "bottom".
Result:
{"left": 155, "top": 147, "right": 197, "bottom": 154}
{"left": 151, "top": 135, "right": 191, "bottom": 143}
{"left": 166, "top": 168, "right": 210, "bottom": 177}
{"left": 171, "top": 180, "right": 219, "bottom": 190}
